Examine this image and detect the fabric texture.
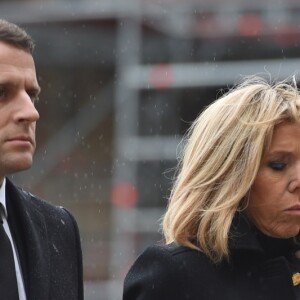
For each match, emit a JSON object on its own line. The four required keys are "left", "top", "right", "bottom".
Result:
{"left": 123, "top": 214, "right": 300, "bottom": 300}
{"left": 5, "top": 178, "right": 83, "bottom": 300}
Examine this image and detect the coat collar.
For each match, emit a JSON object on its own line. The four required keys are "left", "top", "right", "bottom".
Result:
{"left": 229, "top": 213, "right": 264, "bottom": 254}
{"left": 228, "top": 213, "right": 300, "bottom": 299}
{"left": 229, "top": 213, "right": 300, "bottom": 257}
{"left": 5, "top": 178, "right": 50, "bottom": 300}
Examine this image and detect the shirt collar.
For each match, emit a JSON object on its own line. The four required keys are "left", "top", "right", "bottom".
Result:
{"left": 0, "top": 177, "right": 7, "bottom": 218}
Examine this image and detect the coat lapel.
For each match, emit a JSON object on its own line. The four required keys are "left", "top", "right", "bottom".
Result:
{"left": 6, "top": 179, "right": 50, "bottom": 300}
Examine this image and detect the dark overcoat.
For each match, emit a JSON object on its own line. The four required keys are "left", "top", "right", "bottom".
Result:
{"left": 123, "top": 215, "right": 300, "bottom": 300}
{"left": 5, "top": 178, "right": 83, "bottom": 300}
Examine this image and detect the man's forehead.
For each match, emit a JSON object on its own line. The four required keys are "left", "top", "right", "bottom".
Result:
{"left": 0, "top": 41, "right": 35, "bottom": 70}
{"left": 0, "top": 42, "right": 39, "bottom": 88}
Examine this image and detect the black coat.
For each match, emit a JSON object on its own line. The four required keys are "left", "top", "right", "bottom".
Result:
{"left": 6, "top": 178, "right": 83, "bottom": 300}
{"left": 123, "top": 215, "right": 300, "bottom": 300}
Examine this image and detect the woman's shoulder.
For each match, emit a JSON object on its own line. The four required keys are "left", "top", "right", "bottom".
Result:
{"left": 125, "top": 242, "right": 202, "bottom": 273}
{"left": 123, "top": 243, "right": 218, "bottom": 299}
{"left": 130, "top": 242, "right": 213, "bottom": 272}
{"left": 146, "top": 242, "right": 213, "bottom": 261}
{"left": 144, "top": 242, "right": 201, "bottom": 260}
{"left": 123, "top": 243, "right": 195, "bottom": 299}
{"left": 126, "top": 242, "right": 195, "bottom": 276}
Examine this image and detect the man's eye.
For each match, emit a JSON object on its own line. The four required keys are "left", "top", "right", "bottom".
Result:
{"left": 268, "top": 161, "right": 286, "bottom": 171}
{"left": 27, "top": 91, "right": 39, "bottom": 103}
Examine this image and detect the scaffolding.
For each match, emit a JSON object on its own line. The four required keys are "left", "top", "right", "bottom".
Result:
{"left": 2, "top": 1, "right": 300, "bottom": 299}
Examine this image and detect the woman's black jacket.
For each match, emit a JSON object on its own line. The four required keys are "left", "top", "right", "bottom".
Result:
{"left": 123, "top": 215, "right": 300, "bottom": 299}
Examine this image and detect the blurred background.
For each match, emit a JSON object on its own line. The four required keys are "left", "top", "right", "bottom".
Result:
{"left": 2, "top": 0, "right": 300, "bottom": 299}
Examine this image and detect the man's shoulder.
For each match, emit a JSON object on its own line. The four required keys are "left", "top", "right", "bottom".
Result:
{"left": 6, "top": 178, "right": 76, "bottom": 226}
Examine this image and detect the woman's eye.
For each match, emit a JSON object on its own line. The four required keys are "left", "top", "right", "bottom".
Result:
{"left": 0, "top": 87, "right": 6, "bottom": 98}
{"left": 268, "top": 161, "right": 286, "bottom": 171}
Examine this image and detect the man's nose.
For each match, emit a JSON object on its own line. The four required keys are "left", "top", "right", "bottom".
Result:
{"left": 14, "top": 92, "right": 40, "bottom": 123}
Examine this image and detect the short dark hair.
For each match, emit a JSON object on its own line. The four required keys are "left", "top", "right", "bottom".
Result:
{"left": 0, "top": 19, "right": 34, "bottom": 54}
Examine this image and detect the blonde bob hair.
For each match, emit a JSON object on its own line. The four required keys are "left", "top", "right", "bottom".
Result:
{"left": 163, "top": 75, "right": 300, "bottom": 264}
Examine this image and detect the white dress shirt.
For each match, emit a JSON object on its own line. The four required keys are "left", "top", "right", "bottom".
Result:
{"left": 0, "top": 178, "right": 27, "bottom": 300}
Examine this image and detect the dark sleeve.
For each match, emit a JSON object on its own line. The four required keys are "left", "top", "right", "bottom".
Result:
{"left": 123, "top": 245, "right": 186, "bottom": 300}
{"left": 62, "top": 208, "right": 84, "bottom": 300}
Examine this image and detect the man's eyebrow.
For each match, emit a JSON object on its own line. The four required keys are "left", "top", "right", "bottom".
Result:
{"left": 0, "top": 80, "right": 41, "bottom": 93}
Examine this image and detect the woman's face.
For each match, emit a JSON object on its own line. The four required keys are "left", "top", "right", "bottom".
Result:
{"left": 245, "top": 122, "right": 300, "bottom": 238}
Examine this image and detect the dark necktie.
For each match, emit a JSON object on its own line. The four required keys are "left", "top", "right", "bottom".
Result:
{"left": 0, "top": 212, "right": 19, "bottom": 299}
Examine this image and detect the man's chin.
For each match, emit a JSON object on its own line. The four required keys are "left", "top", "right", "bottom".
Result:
{"left": 4, "top": 157, "right": 33, "bottom": 174}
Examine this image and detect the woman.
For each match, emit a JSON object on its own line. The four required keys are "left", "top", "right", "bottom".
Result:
{"left": 123, "top": 76, "right": 300, "bottom": 300}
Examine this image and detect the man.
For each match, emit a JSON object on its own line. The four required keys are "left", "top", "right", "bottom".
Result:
{"left": 0, "top": 19, "right": 83, "bottom": 299}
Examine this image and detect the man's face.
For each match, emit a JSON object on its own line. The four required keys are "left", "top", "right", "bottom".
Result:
{"left": 0, "top": 41, "right": 40, "bottom": 182}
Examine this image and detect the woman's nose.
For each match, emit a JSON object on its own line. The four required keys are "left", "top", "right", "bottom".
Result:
{"left": 288, "top": 169, "right": 300, "bottom": 193}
